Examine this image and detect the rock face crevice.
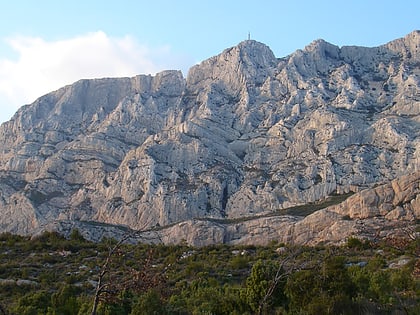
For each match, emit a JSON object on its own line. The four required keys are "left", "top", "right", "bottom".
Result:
{"left": 0, "top": 31, "right": 419, "bottom": 244}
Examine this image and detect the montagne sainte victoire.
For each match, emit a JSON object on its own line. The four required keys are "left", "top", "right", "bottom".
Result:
{"left": 0, "top": 31, "right": 419, "bottom": 245}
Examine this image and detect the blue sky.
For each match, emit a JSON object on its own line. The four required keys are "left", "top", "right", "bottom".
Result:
{"left": 1, "top": 0, "right": 419, "bottom": 123}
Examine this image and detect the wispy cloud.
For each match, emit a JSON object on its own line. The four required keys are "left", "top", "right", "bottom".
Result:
{"left": 0, "top": 31, "right": 193, "bottom": 123}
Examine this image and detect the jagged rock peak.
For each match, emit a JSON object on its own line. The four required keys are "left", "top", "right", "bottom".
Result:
{"left": 0, "top": 31, "right": 419, "bottom": 246}
{"left": 385, "top": 30, "right": 420, "bottom": 59}
{"left": 187, "top": 40, "right": 277, "bottom": 86}
{"left": 233, "top": 39, "right": 277, "bottom": 61}
{"left": 303, "top": 38, "right": 339, "bottom": 53}
{"left": 402, "top": 29, "right": 420, "bottom": 43}
{"left": 300, "top": 38, "right": 341, "bottom": 62}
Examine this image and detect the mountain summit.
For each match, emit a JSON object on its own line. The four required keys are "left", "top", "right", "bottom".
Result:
{"left": 0, "top": 32, "right": 419, "bottom": 245}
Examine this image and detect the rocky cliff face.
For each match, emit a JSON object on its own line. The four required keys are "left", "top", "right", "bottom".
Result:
{"left": 0, "top": 31, "right": 419, "bottom": 245}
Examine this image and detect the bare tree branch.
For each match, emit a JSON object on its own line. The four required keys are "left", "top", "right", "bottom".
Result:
{"left": 91, "top": 225, "right": 163, "bottom": 315}
{"left": 257, "top": 247, "right": 304, "bottom": 315}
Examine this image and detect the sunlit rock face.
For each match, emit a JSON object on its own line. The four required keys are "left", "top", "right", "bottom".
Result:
{"left": 0, "top": 31, "right": 419, "bottom": 245}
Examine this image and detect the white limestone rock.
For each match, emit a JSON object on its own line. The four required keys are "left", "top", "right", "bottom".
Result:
{"left": 0, "top": 31, "right": 419, "bottom": 245}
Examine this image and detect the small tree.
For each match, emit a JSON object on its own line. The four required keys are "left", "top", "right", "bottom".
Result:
{"left": 70, "top": 228, "right": 86, "bottom": 243}
{"left": 91, "top": 228, "right": 163, "bottom": 315}
{"left": 242, "top": 259, "right": 287, "bottom": 314}
{"left": 285, "top": 256, "right": 356, "bottom": 315}
{"left": 50, "top": 284, "right": 81, "bottom": 315}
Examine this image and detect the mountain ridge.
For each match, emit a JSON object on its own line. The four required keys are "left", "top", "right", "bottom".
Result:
{"left": 0, "top": 31, "right": 419, "bottom": 245}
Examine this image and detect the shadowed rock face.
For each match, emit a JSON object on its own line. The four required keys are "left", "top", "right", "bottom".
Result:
{"left": 0, "top": 31, "right": 419, "bottom": 245}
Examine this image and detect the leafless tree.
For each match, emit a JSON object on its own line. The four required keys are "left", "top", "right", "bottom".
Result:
{"left": 257, "top": 247, "right": 305, "bottom": 315}
{"left": 91, "top": 226, "right": 163, "bottom": 315}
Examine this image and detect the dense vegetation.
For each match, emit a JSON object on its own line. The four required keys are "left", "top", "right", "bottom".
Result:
{"left": 0, "top": 230, "right": 418, "bottom": 314}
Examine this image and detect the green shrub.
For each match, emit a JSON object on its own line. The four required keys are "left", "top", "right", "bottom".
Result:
{"left": 229, "top": 255, "right": 249, "bottom": 270}
{"left": 241, "top": 259, "right": 286, "bottom": 313}
{"left": 12, "top": 290, "right": 52, "bottom": 315}
{"left": 131, "top": 289, "right": 167, "bottom": 315}
{"left": 285, "top": 256, "right": 356, "bottom": 314}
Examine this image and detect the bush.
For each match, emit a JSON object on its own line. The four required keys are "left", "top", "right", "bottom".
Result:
{"left": 241, "top": 259, "right": 286, "bottom": 313}
{"left": 168, "top": 278, "right": 248, "bottom": 315}
{"left": 70, "top": 229, "right": 86, "bottom": 243}
{"left": 285, "top": 256, "right": 356, "bottom": 314}
{"left": 51, "top": 284, "right": 82, "bottom": 315}
{"left": 12, "top": 290, "right": 52, "bottom": 315}
{"left": 229, "top": 255, "right": 249, "bottom": 270}
{"left": 346, "top": 237, "right": 371, "bottom": 250}
{"left": 131, "top": 289, "right": 167, "bottom": 315}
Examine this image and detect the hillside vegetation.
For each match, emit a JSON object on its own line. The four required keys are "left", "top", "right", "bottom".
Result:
{"left": 0, "top": 230, "right": 419, "bottom": 314}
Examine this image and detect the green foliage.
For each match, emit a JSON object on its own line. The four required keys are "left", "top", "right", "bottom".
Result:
{"left": 369, "top": 270, "right": 392, "bottom": 304}
{"left": 366, "top": 255, "right": 387, "bottom": 272}
{"left": 390, "top": 267, "right": 414, "bottom": 292}
{"left": 10, "top": 285, "right": 85, "bottom": 315}
{"left": 131, "top": 289, "right": 166, "bottom": 315}
{"left": 348, "top": 264, "right": 370, "bottom": 293}
{"left": 241, "top": 259, "right": 286, "bottom": 313}
{"left": 349, "top": 257, "right": 418, "bottom": 312}
{"left": 1, "top": 232, "right": 419, "bottom": 314}
{"left": 346, "top": 237, "right": 371, "bottom": 250}
{"left": 12, "top": 290, "right": 52, "bottom": 315}
{"left": 168, "top": 277, "right": 248, "bottom": 314}
{"left": 229, "top": 254, "right": 249, "bottom": 269}
{"left": 70, "top": 228, "right": 86, "bottom": 243}
{"left": 50, "top": 284, "right": 82, "bottom": 315}
{"left": 0, "top": 232, "right": 27, "bottom": 245}
{"left": 285, "top": 256, "right": 356, "bottom": 315}
{"left": 30, "top": 231, "right": 67, "bottom": 249}
{"left": 76, "top": 297, "right": 93, "bottom": 315}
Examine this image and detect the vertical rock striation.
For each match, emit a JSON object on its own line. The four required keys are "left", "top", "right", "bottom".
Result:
{"left": 0, "top": 31, "right": 419, "bottom": 244}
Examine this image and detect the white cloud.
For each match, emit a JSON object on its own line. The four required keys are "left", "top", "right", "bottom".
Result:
{"left": 0, "top": 31, "right": 193, "bottom": 124}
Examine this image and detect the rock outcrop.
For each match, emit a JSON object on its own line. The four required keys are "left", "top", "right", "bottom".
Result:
{"left": 0, "top": 31, "right": 419, "bottom": 245}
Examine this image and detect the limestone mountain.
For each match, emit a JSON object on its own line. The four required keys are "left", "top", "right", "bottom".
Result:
{"left": 0, "top": 31, "right": 419, "bottom": 245}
